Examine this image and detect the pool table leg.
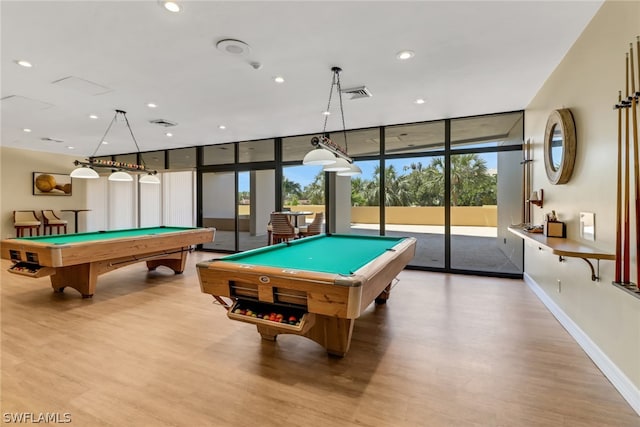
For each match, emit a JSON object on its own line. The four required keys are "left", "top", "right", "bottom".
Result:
{"left": 256, "top": 316, "right": 355, "bottom": 357}
{"left": 375, "top": 284, "right": 392, "bottom": 305}
{"left": 146, "top": 251, "right": 187, "bottom": 273}
{"left": 50, "top": 263, "right": 98, "bottom": 298}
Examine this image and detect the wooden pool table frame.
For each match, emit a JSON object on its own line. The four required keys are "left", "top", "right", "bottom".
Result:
{"left": 197, "top": 235, "right": 416, "bottom": 356}
{"left": 1, "top": 227, "right": 215, "bottom": 298}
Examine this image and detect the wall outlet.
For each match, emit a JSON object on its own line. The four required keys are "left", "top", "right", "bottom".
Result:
{"left": 557, "top": 279, "right": 562, "bottom": 293}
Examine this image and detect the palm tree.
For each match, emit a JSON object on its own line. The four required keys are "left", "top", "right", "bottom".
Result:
{"left": 302, "top": 171, "right": 325, "bottom": 205}
{"left": 282, "top": 177, "right": 302, "bottom": 205}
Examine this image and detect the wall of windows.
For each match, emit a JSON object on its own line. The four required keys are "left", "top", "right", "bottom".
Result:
{"left": 111, "top": 111, "right": 524, "bottom": 277}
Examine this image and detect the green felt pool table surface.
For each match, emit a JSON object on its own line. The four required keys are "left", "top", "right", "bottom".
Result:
{"left": 10, "top": 226, "right": 198, "bottom": 245}
{"left": 217, "top": 234, "right": 406, "bottom": 275}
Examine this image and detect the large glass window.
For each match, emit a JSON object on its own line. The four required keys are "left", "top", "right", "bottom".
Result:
{"left": 349, "top": 160, "right": 381, "bottom": 235}
{"left": 168, "top": 147, "right": 196, "bottom": 169}
{"left": 238, "top": 139, "right": 274, "bottom": 163}
{"left": 330, "top": 128, "right": 380, "bottom": 157}
{"left": 140, "top": 150, "right": 165, "bottom": 170}
{"left": 384, "top": 156, "right": 445, "bottom": 269}
{"left": 451, "top": 112, "right": 524, "bottom": 150}
{"left": 282, "top": 134, "right": 317, "bottom": 162}
{"left": 114, "top": 153, "right": 137, "bottom": 165}
{"left": 238, "top": 169, "right": 276, "bottom": 251}
{"left": 283, "top": 165, "right": 324, "bottom": 228}
{"left": 202, "top": 143, "right": 234, "bottom": 165}
{"left": 201, "top": 171, "right": 235, "bottom": 251}
{"left": 385, "top": 121, "right": 445, "bottom": 155}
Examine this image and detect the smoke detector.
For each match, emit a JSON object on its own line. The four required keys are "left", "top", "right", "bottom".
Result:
{"left": 149, "top": 118, "right": 177, "bottom": 127}
{"left": 341, "top": 86, "right": 372, "bottom": 99}
{"left": 41, "top": 137, "right": 64, "bottom": 143}
{"left": 216, "top": 39, "right": 251, "bottom": 56}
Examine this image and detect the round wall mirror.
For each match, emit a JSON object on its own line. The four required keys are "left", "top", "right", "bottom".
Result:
{"left": 544, "top": 109, "right": 576, "bottom": 185}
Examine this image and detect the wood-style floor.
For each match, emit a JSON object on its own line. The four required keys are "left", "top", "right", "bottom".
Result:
{"left": 1, "top": 252, "right": 638, "bottom": 427}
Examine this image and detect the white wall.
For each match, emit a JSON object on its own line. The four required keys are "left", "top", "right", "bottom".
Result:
{"left": 525, "top": 0, "right": 640, "bottom": 411}
{"left": 250, "top": 170, "right": 275, "bottom": 236}
{"left": 329, "top": 173, "right": 352, "bottom": 233}
{"left": 0, "top": 147, "right": 88, "bottom": 238}
{"left": 202, "top": 172, "right": 234, "bottom": 218}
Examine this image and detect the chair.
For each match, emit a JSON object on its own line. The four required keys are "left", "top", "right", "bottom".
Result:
{"left": 13, "top": 210, "right": 41, "bottom": 237}
{"left": 298, "top": 212, "right": 324, "bottom": 237}
{"left": 270, "top": 213, "right": 298, "bottom": 244}
{"left": 41, "top": 210, "right": 68, "bottom": 235}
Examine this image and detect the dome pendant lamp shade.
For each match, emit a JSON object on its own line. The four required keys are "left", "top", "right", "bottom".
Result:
{"left": 303, "top": 148, "right": 337, "bottom": 165}
{"left": 323, "top": 157, "right": 351, "bottom": 172}
{"left": 337, "top": 162, "right": 362, "bottom": 176}
{"left": 139, "top": 173, "right": 161, "bottom": 184}
{"left": 70, "top": 166, "right": 100, "bottom": 179}
{"left": 108, "top": 171, "right": 134, "bottom": 182}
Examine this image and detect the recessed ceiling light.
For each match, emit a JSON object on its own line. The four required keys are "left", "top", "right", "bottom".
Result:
{"left": 67, "top": 146, "right": 75, "bottom": 150}
{"left": 15, "top": 60, "right": 32, "bottom": 68}
{"left": 322, "top": 111, "right": 331, "bottom": 116}
{"left": 102, "top": 140, "right": 109, "bottom": 145}
{"left": 218, "top": 125, "right": 226, "bottom": 130}
{"left": 414, "top": 98, "right": 426, "bottom": 104}
{"left": 23, "top": 128, "right": 32, "bottom": 133}
{"left": 89, "top": 114, "right": 98, "bottom": 119}
{"left": 160, "top": 1, "right": 181, "bottom": 12}
{"left": 396, "top": 50, "right": 415, "bottom": 60}
{"left": 147, "top": 103, "right": 157, "bottom": 108}
{"left": 166, "top": 132, "right": 173, "bottom": 137}
{"left": 274, "top": 76, "right": 285, "bottom": 84}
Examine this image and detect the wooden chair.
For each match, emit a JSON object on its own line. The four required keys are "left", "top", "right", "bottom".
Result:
{"left": 13, "top": 210, "right": 41, "bottom": 237}
{"left": 42, "top": 210, "right": 68, "bottom": 235}
{"left": 270, "top": 213, "right": 298, "bottom": 244}
{"left": 299, "top": 212, "right": 324, "bottom": 237}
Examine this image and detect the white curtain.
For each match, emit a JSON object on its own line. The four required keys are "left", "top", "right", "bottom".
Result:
{"left": 163, "top": 171, "right": 195, "bottom": 227}
{"left": 108, "top": 178, "right": 136, "bottom": 229}
{"left": 140, "top": 175, "right": 162, "bottom": 227}
{"left": 85, "top": 171, "right": 194, "bottom": 230}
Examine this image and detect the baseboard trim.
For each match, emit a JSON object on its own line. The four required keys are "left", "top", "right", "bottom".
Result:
{"left": 523, "top": 273, "right": 640, "bottom": 417}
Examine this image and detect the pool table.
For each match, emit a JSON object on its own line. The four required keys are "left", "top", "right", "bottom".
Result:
{"left": 197, "top": 234, "right": 416, "bottom": 356}
{"left": 1, "top": 226, "right": 215, "bottom": 298}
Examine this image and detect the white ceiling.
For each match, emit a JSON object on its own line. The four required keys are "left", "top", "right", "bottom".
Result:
{"left": 1, "top": 1, "right": 603, "bottom": 158}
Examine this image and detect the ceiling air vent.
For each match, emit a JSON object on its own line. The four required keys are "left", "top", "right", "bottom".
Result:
{"left": 41, "top": 137, "right": 64, "bottom": 143}
{"left": 149, "top": 119, "right": 177, "bottom": 127}
{"left": 341, "top": 86, "right": 372, "bottom": 100}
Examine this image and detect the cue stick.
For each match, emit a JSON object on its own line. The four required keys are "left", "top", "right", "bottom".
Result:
{"left": 631, "top": 43, "right": 640, "bottom": 288}
{"left": 616, "top": 91, "right": 623, "bottom": 283}
{"left": 623, "top": 53, "right": 631, "bottom": 283}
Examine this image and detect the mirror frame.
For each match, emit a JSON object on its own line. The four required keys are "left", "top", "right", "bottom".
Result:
{"left": 544, "top": 109, "right": 576, "bottom": 185}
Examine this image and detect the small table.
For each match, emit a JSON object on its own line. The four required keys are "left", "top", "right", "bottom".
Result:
{"left": 61, "top": 209, "right": 91, "bottom": 233}
{"left": 279, "top": 211, "right": 313, "bottom": 227}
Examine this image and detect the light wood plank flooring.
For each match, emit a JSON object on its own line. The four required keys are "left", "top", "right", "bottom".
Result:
{"left": 1, "top": 252, "right": 638, "bottom": 426}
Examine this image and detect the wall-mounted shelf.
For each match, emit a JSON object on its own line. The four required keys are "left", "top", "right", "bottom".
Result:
{"left": 508, "top": 226, "right": 615, "bottom": 281}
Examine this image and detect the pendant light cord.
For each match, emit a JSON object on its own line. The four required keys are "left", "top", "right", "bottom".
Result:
{"left": 88, "top": 110, "right": 147, "bottom": 169}
{"left": 321, "top": 67, "right": 349, "bottom": 154}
